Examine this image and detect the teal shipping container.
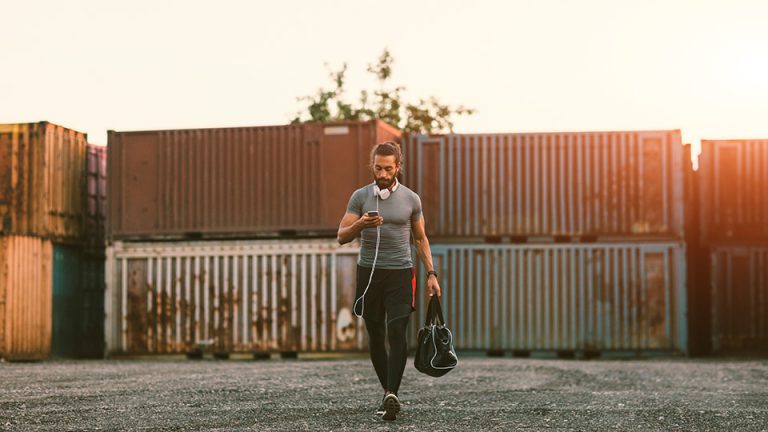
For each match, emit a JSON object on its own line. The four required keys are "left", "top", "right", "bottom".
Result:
{"left": 52, "top": 245, "right": 81, "bottom": 357}
{"left": 412, "top": 242, "right": 688, "bottom": 356}
{"left": 52, "top": 245, "right": 104, "bottom": 358}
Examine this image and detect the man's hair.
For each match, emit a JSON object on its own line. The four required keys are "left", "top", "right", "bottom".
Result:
{"left": 370, "top": 141, "right": 403, "bottom": 167}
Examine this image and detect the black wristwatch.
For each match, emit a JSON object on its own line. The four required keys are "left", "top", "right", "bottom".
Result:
{"left": 427, "top": 270, "right": 438, "bottom": 279}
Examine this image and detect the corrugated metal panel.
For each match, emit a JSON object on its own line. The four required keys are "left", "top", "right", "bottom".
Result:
{"left": 85, "top": 144, "right": 107, "bottom": 250}
{"left": 0, "top": 236, "right": 53, "bottom": 361}
{"left": 79, "top": 252, "right": 105, "bottom": 358}
{"left": 0, "top": 122, "right": 87, "bottom": 242}
{"left": 52, "top": 245, "right": 82, "bottom": 357}
{"left": 403, "top": 131, "right": 684, "bottom": 240}
{"left": 105, "top": 239, "right": 363, "bottom": 355}
{"left": 107, "top": 120, "right": 401, "bottom": 240}
{"left": 710, "top": 245, "right": 768, "bottom": 353}
{"left": 699, "top": 139, "right": 768, "bottom": 244}
{"left": 412, "top": 242, "right": 687, "bottom": 354}
{"left": 52, "top": 246, "right": 105, "bottom": 358}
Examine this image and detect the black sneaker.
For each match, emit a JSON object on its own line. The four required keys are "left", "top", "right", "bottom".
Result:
{"left": 382, "top": 393, "right": 400, "bottom": 421}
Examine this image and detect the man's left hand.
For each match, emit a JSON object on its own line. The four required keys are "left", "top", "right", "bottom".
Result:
{"left": 427, "top": 276, "right": 441, "bottom": 297}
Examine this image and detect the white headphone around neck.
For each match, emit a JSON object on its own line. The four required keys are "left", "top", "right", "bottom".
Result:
{"left": 373, "top": 179, "right": 399, "bottom": 200}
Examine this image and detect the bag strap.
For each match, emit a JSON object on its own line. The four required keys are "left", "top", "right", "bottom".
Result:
{"left": 424, "top": 296, "right": 436, "bottom": 326}
{"left": 426, "top": 296, "right": 446, "bottom": 326}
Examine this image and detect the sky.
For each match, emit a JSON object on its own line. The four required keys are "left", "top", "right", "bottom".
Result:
{"left": 2, "top": 0, "right": 767, "bottom": 163}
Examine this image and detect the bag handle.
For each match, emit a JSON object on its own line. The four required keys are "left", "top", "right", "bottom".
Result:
{"left": 425, "top": 296, "right": 446, "bottom": 327}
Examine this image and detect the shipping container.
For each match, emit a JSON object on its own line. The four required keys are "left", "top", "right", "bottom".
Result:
{"left": 710, "top": 245, "right": 768, "bottom": 354}
{"left": 51, "top": 245, "right": 105, "bottom": 358}
{"left": 402, "top": 131, "right": 685, "bottom": 240}
{"left": 412, "top": 242, "right": 688, "bottom": 354}
{"left": 698, "top": 139, "right": 768, "bottom": 244}
{"left": 79, "top": 252, "right": 106, "bottom": 358}
{"left": 107, "top": 120, "right": 400, "bottom": 240}
{"left": 52, "top": 245, "right": 82, "bottom": 357}
{"left": 0, "top": 236, "right": 53, "bottom": 361}
{"left": 85, "top": 144, "right": 107, "bottom": 250}
{"left": 105, "top": 239, "right": 363, "bottom": 355}
{"left": 0, "top": 122, "right": 87, "bottom": 243}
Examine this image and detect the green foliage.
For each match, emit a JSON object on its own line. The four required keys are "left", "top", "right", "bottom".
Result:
{"left": 293, "top": 49, "right": 475, "bottom": 134}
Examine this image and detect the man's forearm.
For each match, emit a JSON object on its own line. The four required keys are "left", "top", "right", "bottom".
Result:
{"left": 414, "top": 238, "right": 434, "bottom": 272}
{"left": 337, "top": 221, "right": 363, "bottom": 244}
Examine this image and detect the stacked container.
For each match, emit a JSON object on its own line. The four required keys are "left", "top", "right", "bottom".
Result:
{"left": 105, "top": 120, "right": 400, "bottom": 356}
{"left": 403, "top": 131, "right": 689, "bottom": 356}
{"left": 0, "top": 122, "right": 106, "bottom": 361}
{"left": 695, "top": 139, "right": 768, "bottom": 354}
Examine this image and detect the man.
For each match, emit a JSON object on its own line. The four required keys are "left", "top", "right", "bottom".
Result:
{"left": 337, "top": 141, "right": 441, "bottom": 422}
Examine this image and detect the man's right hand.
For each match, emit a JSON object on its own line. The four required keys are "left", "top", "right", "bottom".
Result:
{"left": 357, "top": 213, "right": 384, "bottom": 229}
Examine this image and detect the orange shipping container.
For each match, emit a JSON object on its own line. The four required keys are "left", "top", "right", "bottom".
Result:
{"left": 0, "top": 236, "right": 53, "bottom": 361}
{"left": 107, "top": 120, "right": 400, "bottom": 240}
{"left": 0, "top": 122, "right": 87, "bottom": 242}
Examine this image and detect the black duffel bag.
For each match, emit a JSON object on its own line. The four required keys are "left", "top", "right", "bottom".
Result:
{"left": 414, "top": 296, "right": 458, "bottom": 377}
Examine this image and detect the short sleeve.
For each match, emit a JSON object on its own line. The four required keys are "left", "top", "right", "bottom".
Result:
{"left": 346, "top": 188, "right": 365, "bottom": 216}
{"left": 411, "top": 192, "right": 423, "bottom": 222}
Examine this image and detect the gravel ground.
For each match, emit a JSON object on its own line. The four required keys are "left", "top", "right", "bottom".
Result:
{"left": 1, "top": 356, "right": 767, "bottom": 431}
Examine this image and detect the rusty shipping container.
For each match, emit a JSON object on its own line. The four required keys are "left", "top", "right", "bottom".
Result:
{"left": 85, "top": 144, "right": 107, "bottom": 250}
{"left": 0, "top": 236, "right": 53, "bottom": 361}
{"left": 698, "top": 139, "right": 768, "bottom": 244}
{"left": 411, "top": 242, "right": 688, "bottom": 354}
{"left": 107, "top": 120, "right": 401, "bottom": 240}
{"left": 105, "top": 239, "right": 365, "bottom": 355}
{"left": 0, "top": 122, "right": 87, "bottom": 242}
{"left": 709, "top": 245, "right": 768, "bottom": 354}
{"left": 403, "top": 131, "right": 685, "bottom": 240}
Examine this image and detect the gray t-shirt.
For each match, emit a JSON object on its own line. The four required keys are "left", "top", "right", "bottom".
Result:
{"left": 346, "top": 183, "right": 423, "bottom": 269}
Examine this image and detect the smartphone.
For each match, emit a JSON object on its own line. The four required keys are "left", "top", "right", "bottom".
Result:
{"left": 367, "top": 211, "right": 379, "bottom": 217}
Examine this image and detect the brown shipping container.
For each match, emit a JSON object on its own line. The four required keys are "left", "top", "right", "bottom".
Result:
{"left": 411, "top": 242, "right": 688, "bottom": 354}
{"left": 403, "top": 131, "right": 684, "bottom": 240}
{"left": 0, "top": 236, "right": 53, "bottom": 361}
{"left": 698, "top": 139, "right": 768, "bottom": 244}
{"left": 105, "top": 239, "right": 365, "bottom": 355}
{"left": 710, "top": 245, "right": 768, "bottom": 354}
{"left": 107, "top": 120, "right": 400, "bottom": 240}
{"left": 0, "top": 122, "right": 87, "bottom": 242}
{"left": 85, "top": 144, "right": 107, "bottom": 250}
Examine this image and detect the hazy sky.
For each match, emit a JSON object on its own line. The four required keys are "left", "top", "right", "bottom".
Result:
{"left": 2, "top": 0, "right": 767, "bottom": 159}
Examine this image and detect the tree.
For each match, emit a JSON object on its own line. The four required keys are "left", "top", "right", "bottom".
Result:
{"left": 293, "top": 49, "right": 475, "bottom": 134}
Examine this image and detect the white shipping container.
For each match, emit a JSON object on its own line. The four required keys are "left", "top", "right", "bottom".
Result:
{"left": 105, "top": 239, "right": 363, "bottom": 355}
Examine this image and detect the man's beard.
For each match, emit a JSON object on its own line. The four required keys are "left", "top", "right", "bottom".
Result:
{"left": 376, "top": 177, "right": 394, "bottom": 189}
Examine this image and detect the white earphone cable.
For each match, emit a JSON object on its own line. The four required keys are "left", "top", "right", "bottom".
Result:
{"left": 353, "top": 194, "right": 380, "bottom": 318}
